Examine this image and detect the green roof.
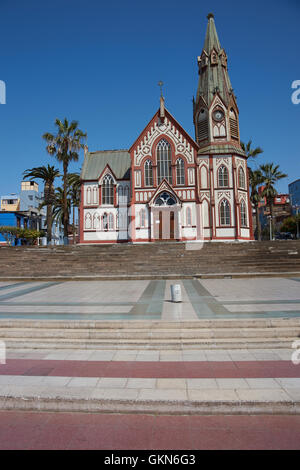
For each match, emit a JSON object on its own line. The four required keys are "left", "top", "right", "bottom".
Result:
{"left": 81, "top": 150, "right": 131, "bottom": 181}
{"left": 198, "top": 144, "right": 246, "bottom": 157}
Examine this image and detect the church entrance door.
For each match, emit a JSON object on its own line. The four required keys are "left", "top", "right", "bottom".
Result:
{"left": 152, "top": 192, "right": 179, "bottom": 241}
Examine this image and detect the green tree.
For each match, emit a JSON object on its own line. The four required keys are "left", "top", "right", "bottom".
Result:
{"left": 249, "top": 168, "right": 264, "bottom": 241}
{"left": 43, "top": 118, "right": 86, "bottom": 243}
{"left": 23, "top": 165, "right": 60, "bottom": 244}
{"left": 51, "top": 186, "right": 71, "bottom": 228}
{"left": 67, "top": 173, "right": 81, "bottom": 244}
{"left": 280, "top": 214, "right": 300, "bottom": 237}
{"left": 241, "top": 140, "right": 264, "bottom": 163}
{"left": 259, "top": 163, "right": 288, "bottom": 239}
{"left": 0, "top": 226, "right": 19, "bottom": 246}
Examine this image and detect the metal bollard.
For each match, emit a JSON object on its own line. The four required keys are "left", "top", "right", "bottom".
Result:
{"left": 170, "top": 284, "right": 182, "bottom": 303}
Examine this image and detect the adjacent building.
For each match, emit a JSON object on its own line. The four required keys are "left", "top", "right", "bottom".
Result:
{"left": 79, "top": 14, "right": 253, "bottom": 244}
{"left": 0, "top": 181, "right": 64, "bottom": 245}
{"left": 289, "top": 179, "right": 300, "bottom": 214}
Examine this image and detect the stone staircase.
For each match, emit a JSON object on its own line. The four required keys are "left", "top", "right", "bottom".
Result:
{"left": 1, "top": 318, "right": 300, "bottom": 349}
{"left": 0, "top": 240, "right": 300, "bottom": 279}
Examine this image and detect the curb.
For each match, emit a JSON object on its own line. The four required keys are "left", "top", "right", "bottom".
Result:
{"left": 0, "top": 272, "right": 299, "bottom": 281}
{"left": 1, "top": 395, "right": 300, "bottom": 415}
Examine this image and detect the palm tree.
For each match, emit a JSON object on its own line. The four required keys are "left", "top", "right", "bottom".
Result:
{"left": 67, "top": 173, "right": 81, "bottom": 244}
{"left": 241, "top": 140, "right": 264, "bottom": 163}
{"left": 249, "top": 168, "right": 264, "bottom": 241}
{"left": 23, "top": 165, "right": 60, "bottom": 244}
{"left": 43, "top": 118, "right": 86, "bottom": 243}
{"left": 259, "top": 163, "right": 288, "bottom": 239}
{"left": 51, "top": 187, "right": 71, "bottom": 227}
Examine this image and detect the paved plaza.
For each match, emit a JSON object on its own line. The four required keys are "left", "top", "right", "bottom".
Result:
{"left": 0, "top": 277, "right": 300, "bottom": 320}
{"left": 0, "top": 277, "right": 300, "bottom": 449}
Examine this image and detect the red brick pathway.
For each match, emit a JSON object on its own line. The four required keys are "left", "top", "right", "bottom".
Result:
{"left": 0, "top": 359, "right": 299, "bottom": 378}
{"left": 0, "top": 411, "right": 300, "bottom": 449}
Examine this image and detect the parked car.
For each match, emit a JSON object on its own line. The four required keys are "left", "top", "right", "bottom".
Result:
{"left": 275, "top": 232, "right": 294, "bottom": 240}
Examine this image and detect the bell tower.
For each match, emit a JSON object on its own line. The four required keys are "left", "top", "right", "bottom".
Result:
{"left": 193, "top": 14, "right": 254, "bottom": 242}
{"left": 193, "top": 13, "right": 241, "bottom": 149}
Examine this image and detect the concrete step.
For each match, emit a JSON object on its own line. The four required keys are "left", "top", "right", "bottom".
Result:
{"left": 1, "top": 317, "right": 299, "bottom": 350}
{"left": 2, "top": 337, "right": 296, "bottom": 350}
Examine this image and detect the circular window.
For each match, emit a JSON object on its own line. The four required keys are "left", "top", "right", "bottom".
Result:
{"left": 154, "top": 192, "right": 176, "bottom": 206}
{"left": 213, "top": 110, "right": 224, "bottom": 122}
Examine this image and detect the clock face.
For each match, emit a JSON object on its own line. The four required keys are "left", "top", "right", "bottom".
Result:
{"left": 213, "top": 110, "right": 224, "bottom": 122}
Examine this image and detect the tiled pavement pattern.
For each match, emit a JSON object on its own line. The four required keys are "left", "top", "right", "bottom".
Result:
{"left": 0, "top": 277, "right": 300, "bottom": 320}
{"left": 0, "top": 348, "right": 300, "bottom": 416}
{"left": 1, "top": 278, "right": 300, "bottom": 449}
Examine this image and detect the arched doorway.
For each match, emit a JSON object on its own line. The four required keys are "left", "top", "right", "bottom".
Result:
{"left": 152, "top": 192, "right": 179, "bottom": 241}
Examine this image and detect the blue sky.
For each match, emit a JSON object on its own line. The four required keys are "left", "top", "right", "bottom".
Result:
{"left": 0, "top": 0, "right": 299, "bottom": 196}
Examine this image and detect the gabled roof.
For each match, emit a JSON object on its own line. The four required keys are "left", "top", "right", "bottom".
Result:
{"left": 81, "top": 150, "right": 131, "bottom": 181}
{"left": 129, "top": 107, "right": 199, "bottom": 154}
{"left": 148, "top": 179, "right": 181, "bottom": 206}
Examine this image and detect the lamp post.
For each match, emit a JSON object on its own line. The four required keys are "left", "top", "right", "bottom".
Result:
{"left": 290, "top": 193, "right": 300, "bottom": 239}
{"left": 268, "top": 215, "right": 273, "bottom": 241}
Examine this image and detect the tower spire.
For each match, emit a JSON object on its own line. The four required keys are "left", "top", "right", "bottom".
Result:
{"left": 196, "top": 13, "right": 232, "bottom": 108}
{"left": 203, "top": 13, "right": 221, "bottom": 54}
{"left": 194, "top": 14, "right": 241, "bottom": 149}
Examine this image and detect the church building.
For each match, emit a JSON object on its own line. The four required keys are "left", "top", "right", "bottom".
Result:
{"left": 79, "top": 14, "right": 254, "bottom": 244}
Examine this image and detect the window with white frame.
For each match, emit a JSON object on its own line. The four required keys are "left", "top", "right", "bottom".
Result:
{"left": 108, "top": 213, "right": 114, "bottom": 230}
{"left": 238, "top": 167, "right": 246, "bottom": 189}
{"left": 102, "top": 175, "right": 114, "bottom": 205}
{"left": 85, "top": 212, "right": 92, "bottom": 229}
{"left": 102, "top": 213, "right": 108, "bottom": 230}
{"left": 140, "top": 209, "right": 146, "bottom": 228}
{"left": 218, "top": 165, "right": 229, "bottom": 187}
{"left": 240, "top": 200, "right": 247, "bottom": 227}
{"left": 176, "top": 158, "right": 185, "bottom": 185}
{"left": 220, "top": 199, "right": 231, "bottom": 226}
{"left": 186, "top": 207, "right": 192, "bottom": 226}
{"left": 157, "top": 139, "right": 172, "bottom": 184}
{"left": 145, "top": 160, "right": 153, "bottom": 187}
{"left": 86, "top": 187, "right": 91, "bottom": 205}
{"left": 93, "top": 187, "right": 98, "bottom": 204}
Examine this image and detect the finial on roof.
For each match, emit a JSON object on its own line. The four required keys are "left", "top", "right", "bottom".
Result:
{"left": 158, "top": 80, "right": 165, "bottom": 119}
{"left": 207, "top": 13, "right": 214, "bottom": 20}
{"left": 158, "top": 80, "right": 164, "bottom": 98}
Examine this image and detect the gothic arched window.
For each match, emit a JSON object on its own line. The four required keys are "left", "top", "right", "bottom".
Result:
{"left": 108, "top": 213, "right": 114, "bottom": 230}
{"left": 240, "top": 200, "right": 247, "bottom": 227}
{"left": 145, "top": 160, "right": 153, "bottom": 187}
{"left": 85, "top": 212, "right": 92, "bottom": 229}
{"left": 238, "top": 167, "right": 246, "bottom": 189}
{"left": 102, "top": 213, "right": 108, "bottom": 230}
{"left": 186, "top": 207, "right": 192, "bottom": 226}
{"left": 176, "top": 158, "right": 185, "bottom": 185}
{"left": 218, "top": 165, "right": 229, "bottom": 187}
{"left": 154, "top": 192, "right": 176, "bottom": 206}
{"left": 93, "top": 213, "right": 100, "bottom": 229}
{"left": 86, "top": 187, "right": 91, "bottom": 205}
{"left": 197, "top": 108, "right": 209, "bottom": 142}
{"left": 93, "top": 187, "right": 98, "bottom": 205}
{"left": 140, "top": 209, "right": 146, "bottom": 228}
{"left": 220, "top": 199, "right": 231, "bottom": 226}
{"left": 157, "top": 139, "right": 172, "bottom": 184}
{"left": 102, "top": 174, "right": 114, "bottom": 205}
